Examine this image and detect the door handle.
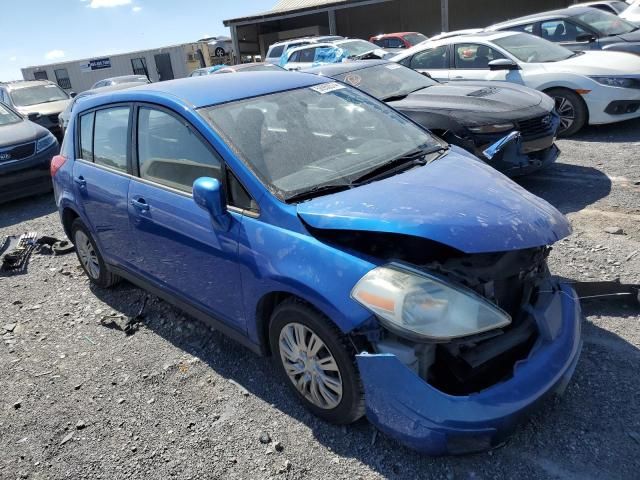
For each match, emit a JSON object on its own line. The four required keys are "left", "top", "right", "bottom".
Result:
{"left": 74, "top": 176, "right": 86, "bottom": 187}
{"left": 130, "top": 198, "right": 150, "bottom": 212}
{"left": 453, "top": 76, "right": 464, "bottom": 79}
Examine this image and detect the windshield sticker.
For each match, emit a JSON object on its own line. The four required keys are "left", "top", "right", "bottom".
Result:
{"left": 386, "top": 64, "right": 402, "bottom": 70}
{"left": 310, "top": 82, "right": 346, "bottom": 94}
{"left": 344, "top": 73, "right": 362, "bottom": 87}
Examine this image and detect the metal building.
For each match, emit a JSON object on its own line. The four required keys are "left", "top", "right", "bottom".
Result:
{"left": 224, "top": 0, "right": 576, "bottom": 60}
{"left": 21, "top": 41, "right": 213, "bottom": 93}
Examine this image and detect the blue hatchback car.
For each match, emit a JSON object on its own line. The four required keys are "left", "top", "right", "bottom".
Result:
{"left": 52, "top": 72, "right": 582, "bottom": 455}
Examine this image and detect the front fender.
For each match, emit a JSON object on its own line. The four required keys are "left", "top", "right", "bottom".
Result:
{"left": 237, "top": 215, "right": 377, "bottom": 345}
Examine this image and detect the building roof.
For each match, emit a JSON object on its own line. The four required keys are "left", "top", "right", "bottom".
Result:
{"left": 75, "top": 71, "right": 329, "bottom": 112}
{"left": 224, "top": 0, "right": 380, "bottom": 26}
{"left": 489, "top": 7, "right": 593, "bottom": 30}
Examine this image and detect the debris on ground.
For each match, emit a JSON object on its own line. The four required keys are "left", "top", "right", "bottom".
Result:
{"left": 604, "top": 226, "right": 624, "bottom": 235}
{"left": 99, "top": 295, "right": 148, "bottom": 335}
{"left": 1, "top": 232, "right": 38, "bottom": 273}
{"left": 100, "top": 314, "right": 140, "bottom": 335}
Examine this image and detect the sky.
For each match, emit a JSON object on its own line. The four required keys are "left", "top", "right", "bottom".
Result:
{"left": 0, "top": 0, "right": 274, "bottom": 81}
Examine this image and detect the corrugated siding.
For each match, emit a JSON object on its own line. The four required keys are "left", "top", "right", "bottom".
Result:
{"left": 270, "top": 0, "right": 345, "bottom": 13}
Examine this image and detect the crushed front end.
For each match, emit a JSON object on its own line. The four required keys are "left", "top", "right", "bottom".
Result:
{"left": 443, "top": 111, "right": 561, "bottom": 177}
{"left": 352, "top": 247, "right": 582, "bottom": 455}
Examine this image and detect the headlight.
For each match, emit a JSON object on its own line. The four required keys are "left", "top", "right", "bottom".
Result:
{"left": 590, "top": 76, "right": 640, "bottom": 89}
{"left": 468, "top": 122, "right": 515, "bottom": 134}
{"left": 36, "top": 132, "right": 57, "bottom": 153}
{"left": 351, "top": 265, "right": 511, "bottom": 341}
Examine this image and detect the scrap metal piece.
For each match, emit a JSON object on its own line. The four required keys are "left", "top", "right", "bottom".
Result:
{"left": 0, "top": 232, "right": 38, "bottom": 274}
{"left": 570, "top": 280, "right": 640, "bottom": 304}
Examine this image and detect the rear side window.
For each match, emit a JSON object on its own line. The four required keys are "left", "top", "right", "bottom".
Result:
{"left": 411, "top": 45, "right": 450, "bottom": 69}
{"left": 93, "top": 107, "right": 130, "bottom": 172}
{"left": 268, "top": 45, "right": 285, "bottom": 59}
{"left": 387, "top": 37, "right": 405, "bottom": 48}
{"left": 136, "top": 107, "right": 222, "bottom": 192}
{"left": 79, "top": 112, "right": 94, "bottom": 161}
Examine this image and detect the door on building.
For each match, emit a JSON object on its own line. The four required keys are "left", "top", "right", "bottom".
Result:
{"left": 154, "top": 53, "right": 174, "bottom": 81}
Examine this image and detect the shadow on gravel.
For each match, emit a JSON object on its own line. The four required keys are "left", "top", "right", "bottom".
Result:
{"left": 87, "top": 280, "right": 640, "bottom": 479}
{"left": 0, "top": 192, "right": 56, "bottom": 229}
{"left": 571, "top": 117, "right": 640, "bottom": 144}
{"left": 517, "top": 162, "right": 611, "bottom": 215}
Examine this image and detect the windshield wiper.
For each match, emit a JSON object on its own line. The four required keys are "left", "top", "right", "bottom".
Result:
{"left": 285, "top": 183, "right": 352, "bottom": 204}
{"left": 383, "top": 85, "right": 433, "bottom": 102}
{"left": 350, "top": 145, "right": 447, "bottom": 185}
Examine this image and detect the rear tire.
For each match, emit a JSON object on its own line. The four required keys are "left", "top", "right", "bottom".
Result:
{"left": 269, "top": 298, "right": 365, "bottom": 424}
{"left": 214, "top": 47, "right": 225, "bottom": 57}
{"left": 546, "top": 88, "right": 587, "bottom": 137}
{"left": 71, "top": 218, "right": 120, "bottom": 288}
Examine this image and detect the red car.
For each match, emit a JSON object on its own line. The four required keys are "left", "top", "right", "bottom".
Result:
{"left": 369, "top": 32, "right": 428, "bottom": 49}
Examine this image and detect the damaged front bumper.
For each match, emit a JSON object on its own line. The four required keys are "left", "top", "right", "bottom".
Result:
{"left": 479, "top": 129, "right": 560, "bottom": 177}
{"left": 356, "top": 281, "right": 582, "bottom": 455}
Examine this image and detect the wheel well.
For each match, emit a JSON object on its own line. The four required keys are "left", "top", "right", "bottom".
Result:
{"left": 61, "top": 207, "right": 80, "bottom": 240}
{"left": 255, "top": 291, "right": 297, "bottom": 356}
{"left": 543, "top": 86, "right": 590, "bottom": 124}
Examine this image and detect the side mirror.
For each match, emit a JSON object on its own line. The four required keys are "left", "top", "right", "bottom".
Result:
{"left": 488, "top": 58, "right": 520, "bottom": 71}
{"left": 193, "top": 177, "right": 230, "bottom": 230}
{"left": 27, "top": 112, "right": 40, "bottom": 121}
{"left": 575, "top": 33, "right": 596, "bottom": 43}
{"left": 421, "top": 71, "right": 433, "bottom": 78}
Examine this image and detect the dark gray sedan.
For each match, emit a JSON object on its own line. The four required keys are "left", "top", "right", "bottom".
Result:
{"left": 0, "top": 102, "right": 59, "bottom": 203}
{"left": 305, "top": 60, "right": 560, "bottom": 176}
{"left": 488, "top": 6, "right": 640, "bottom": 56}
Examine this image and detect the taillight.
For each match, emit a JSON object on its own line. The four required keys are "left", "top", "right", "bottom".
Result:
{"left": 50, "top": 154, "right": 67, "bottom": 177}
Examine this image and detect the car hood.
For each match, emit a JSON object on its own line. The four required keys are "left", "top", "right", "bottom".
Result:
{"left": 617, "top": 29, "right": 640, "bottom": 42}
{"left": 297, "top": 148, "right": 571, "bottom": 254}
{"left": 549, "top": 50, "right": 640, "bottom": 75}
{"left": 0, "top": 120, "right": 48, "bottom": 148}
{"left": 15, "top": 99, "right": 71, "bottom": 116}
{"left": 388, "top": 81, "right": 549, "bottom": 122}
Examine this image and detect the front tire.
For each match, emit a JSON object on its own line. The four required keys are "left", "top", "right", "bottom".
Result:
{"left": 71, "top": 218, "right": 120, "bottom": 288}
{"left": 546, "top": 88, "right": 587, "bottom": 137}
{"left": 269, "top": 299, "right": 364, "bottom": 424}
{"left": 214, "top": 47, "right": 225, "bottom": 57}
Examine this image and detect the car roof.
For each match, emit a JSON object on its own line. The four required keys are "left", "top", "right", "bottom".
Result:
{"left": 2, "top": 80, "right": 56, "bottom": 90}
{"left": 270, "top": 36, "right": 344, "bottom": 47}
{"left": 372, "top": 32, "right": 420, "bottom": 38}
{"left": 304, "top": 59, "right": 389, "bottom": 76}
{"left": 84, "top": 82, "right": 150, "bottom": 95}
{"left": 391, "top": 31, "right": 517, "bottom": 60}
{"left": 76, "top": 71, "right": 330, "bottom": 112}
{"left": 489, "top": 7, "right": 594, "bottom": 29}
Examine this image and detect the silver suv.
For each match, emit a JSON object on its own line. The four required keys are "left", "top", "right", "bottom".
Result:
{"left": 0, "top": 80, "right": 71, "bottom": 139}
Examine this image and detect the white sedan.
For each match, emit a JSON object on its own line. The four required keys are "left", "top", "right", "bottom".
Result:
{"left": 621, "top": 0, "right": 640, "bottom": 23}
{"left": 391, "top": 31, "right": 640, "bottom": 136}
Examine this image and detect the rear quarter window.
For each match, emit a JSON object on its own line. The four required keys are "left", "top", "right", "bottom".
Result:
{"left": 79, "top": 112, "right": 94, "bottom": 161}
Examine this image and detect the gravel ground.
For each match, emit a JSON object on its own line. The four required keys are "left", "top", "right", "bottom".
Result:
{"left": 1, "top": 119, "right": 639, "bottom": 480}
